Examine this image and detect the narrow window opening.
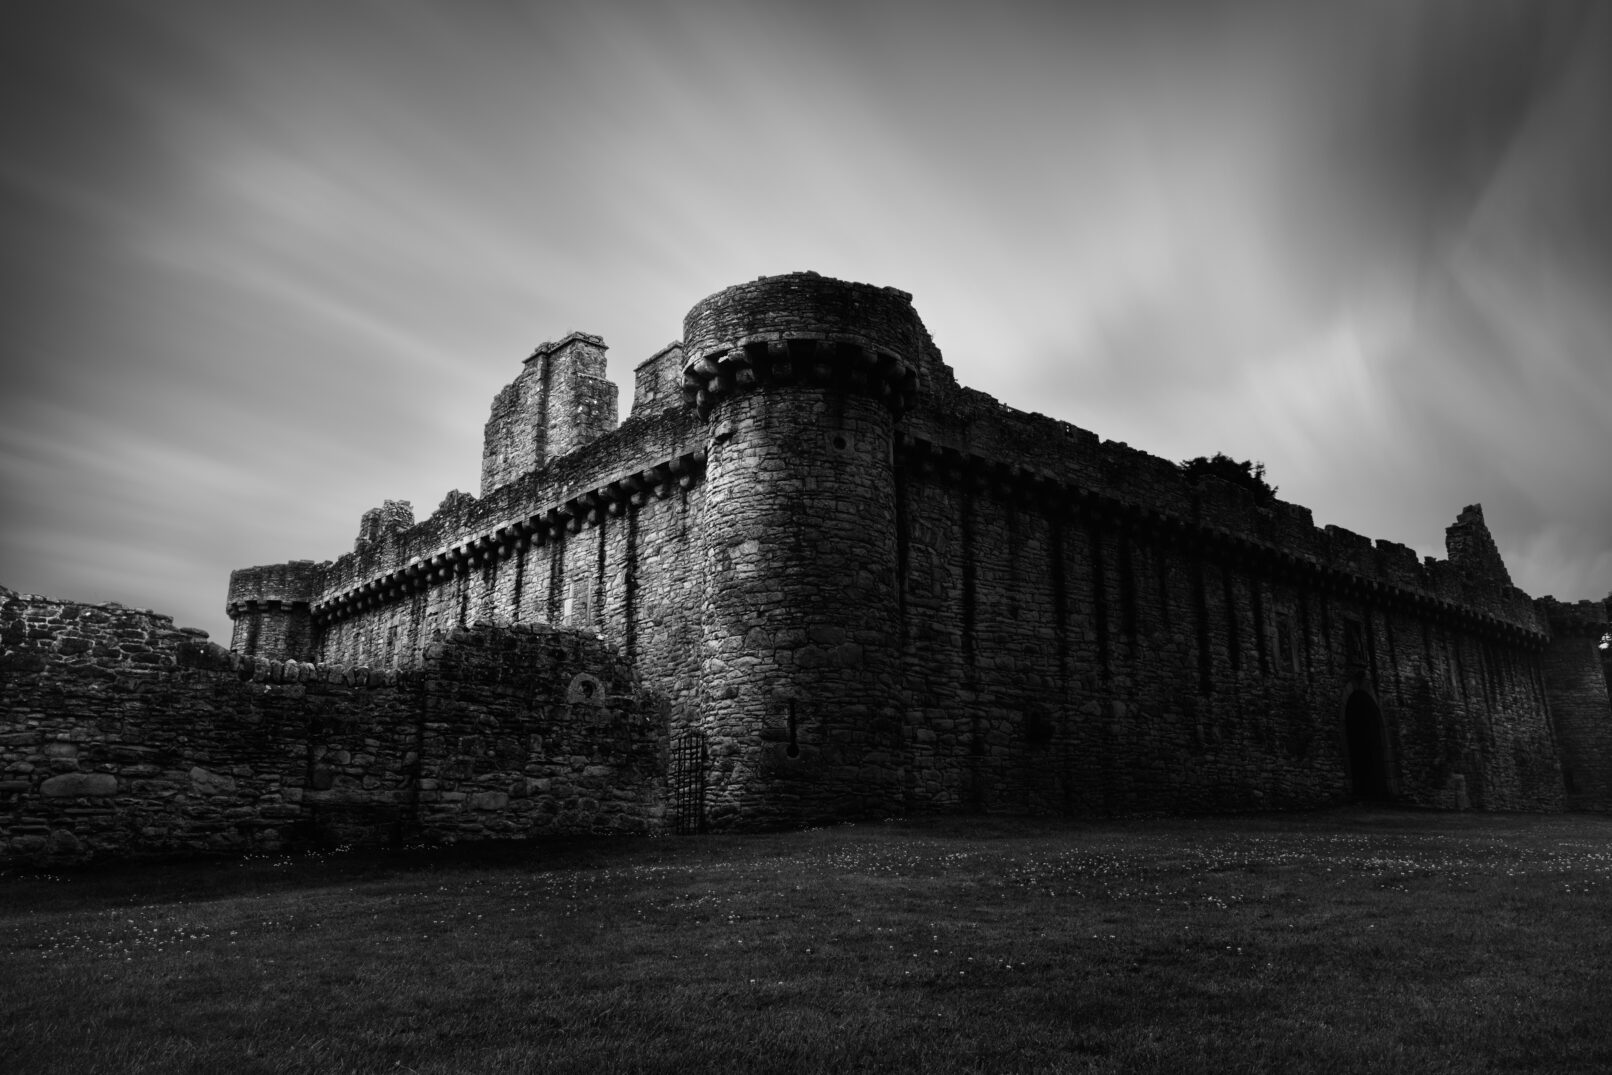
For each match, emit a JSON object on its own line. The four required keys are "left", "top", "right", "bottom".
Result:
{"left": 1343, "top": 618, "right": 1367, "bottom": 667}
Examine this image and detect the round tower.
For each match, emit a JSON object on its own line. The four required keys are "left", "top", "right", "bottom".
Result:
{"left": 683, "top": 272, "right": 925, "bottom": 828}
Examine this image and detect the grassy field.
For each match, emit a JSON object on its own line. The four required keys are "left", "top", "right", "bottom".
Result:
{"left": 3, "top": 808, "right": 1611, "bottom": 1074}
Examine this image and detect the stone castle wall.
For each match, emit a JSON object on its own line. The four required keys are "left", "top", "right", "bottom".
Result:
{"left": 146, "top": 272, "right": 1612, "bottom": 835}
{"left": 885, "top": 458, "right": 1562, "bottom": 815}
{"left": 1538, "top": 597, "right": 1612, "bottom": 811}
{"left": 1, "top": 589, "right": 665, "bottom": 865}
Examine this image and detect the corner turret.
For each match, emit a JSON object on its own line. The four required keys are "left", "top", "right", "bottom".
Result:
{"left": 680, "top": 271, "right": 943, "bottom": 419}
{"left": 226, "top": 560, "right": 321, "bottom": 660}
{"left": 684, "top": 273, "right": 922, "bottom": 826}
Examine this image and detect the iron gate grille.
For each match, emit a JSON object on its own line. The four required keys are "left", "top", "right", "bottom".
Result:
{"left": 671, "top": 730, "right": 707, "bottom": 835}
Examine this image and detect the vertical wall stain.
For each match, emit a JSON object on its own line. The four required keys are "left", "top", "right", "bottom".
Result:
{"left": 1251, "top": 576, "right": 1268, "bottom": 675}
{"left": 1191, "top": 549, "right": 1212, "bottom": 695}
{"left": 960, "top": 484, "right": 978, "bottom": 676}
{"left": 1222, "top": 566, "right": 1241, "bottom": 675}
{"left": 547, "top": 530, "right": 565, "bottom": 624}
{"left": 1118, "top": 530, "right": 1138, "bottom": 656}
{"left": 1089, "top": 519, "right": 1111, "bottom": 680}
{"left": 623, "top": 504, "right": 639, "bottom": 662}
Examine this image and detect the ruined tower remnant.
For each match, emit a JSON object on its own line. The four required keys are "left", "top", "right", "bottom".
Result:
{"left": 1446, "top": 504, "right": 1513, "bottom": 588}
{"left": 481, "top": 331, "right": 618, "bottom": 496}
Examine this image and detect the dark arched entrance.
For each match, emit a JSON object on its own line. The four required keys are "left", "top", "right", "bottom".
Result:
{"left": 1344, "top": 691, "right": 1389, "bottom": 800}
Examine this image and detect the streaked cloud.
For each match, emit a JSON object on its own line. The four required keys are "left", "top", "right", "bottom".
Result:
{"left": 1, "top": 0, "right": 1606, "bottom": 641}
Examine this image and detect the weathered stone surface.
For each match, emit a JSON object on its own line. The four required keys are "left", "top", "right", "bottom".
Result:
{"left": 0, "top": 597, "right": 665, "bottom": 865}
{"left": 190, "top": 767, "right": 237, "bottom": 796}
{"left": 40, "top": 773, "right": 117, "bottom": 797}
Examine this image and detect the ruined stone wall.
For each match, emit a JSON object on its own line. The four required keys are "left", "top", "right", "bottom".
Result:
{"left": 0, "top": 589, "right": 665, "bottom": 865}
{"left": 544, "top": 333, "right": 618, "bottom": 461}
{"left": 479, "top": 332, "right": 618, "bottom": 497}
{"left": 481, "top": 363, "right": 547, "bottom": 498}
{"left": 633, "top": 342, "right": 685, "bottom": 415}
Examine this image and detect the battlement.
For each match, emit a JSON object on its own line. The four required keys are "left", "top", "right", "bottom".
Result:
{"left": 1537, "top": 595, "right": 1612, "bottom": 638}
{"left": 897, "top": 387, "right": 1547, "bottom": 643}
{"left": 680, "top": 272, "right": 955, "bottom": 419}
{"left": 226, "top": 559, "right": 322, "bottom": 613}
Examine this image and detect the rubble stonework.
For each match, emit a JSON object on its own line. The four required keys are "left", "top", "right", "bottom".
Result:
{"left": 1, "top": 589, "right": 664, "bottom": 863}
{"left": 5, "top": 272, "right": 1611, "bottom": 861}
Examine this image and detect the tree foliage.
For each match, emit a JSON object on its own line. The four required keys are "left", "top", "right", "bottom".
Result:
{"left": 1179, "top": 452, "right": 1278, "bottom": 504}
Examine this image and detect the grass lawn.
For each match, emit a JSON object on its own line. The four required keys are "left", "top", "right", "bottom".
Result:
{"left": 3, "top": 808, "right": 1611, "bottom": 1074}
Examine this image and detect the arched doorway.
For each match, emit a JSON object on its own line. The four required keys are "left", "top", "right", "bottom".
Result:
{"left": 1344, "top": 691, "right": 1389, "bottom": 800}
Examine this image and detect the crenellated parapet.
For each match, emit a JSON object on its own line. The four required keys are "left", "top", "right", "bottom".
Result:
{"left": 1537, "top": 595, "right": 1611, "bottom": 639}
{"left": 680, "top": 272, "right": 943, "bottom": 419}
{"left": 226, "top": 559, "right": 321, "bottom": 612}
{"left": 893, "top": 425, "right": 1548, "bottom": 649}
{"left": 311, "top": 449, "right": 705, "bottom": 630}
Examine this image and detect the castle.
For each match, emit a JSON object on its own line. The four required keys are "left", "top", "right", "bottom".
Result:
{"left": 4, "top": 273, "right": 1610, "bottom": 861}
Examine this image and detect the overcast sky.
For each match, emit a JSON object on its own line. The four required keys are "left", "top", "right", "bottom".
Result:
{"left": 2, "top": 0, "right": 1608, "bottom": 644}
